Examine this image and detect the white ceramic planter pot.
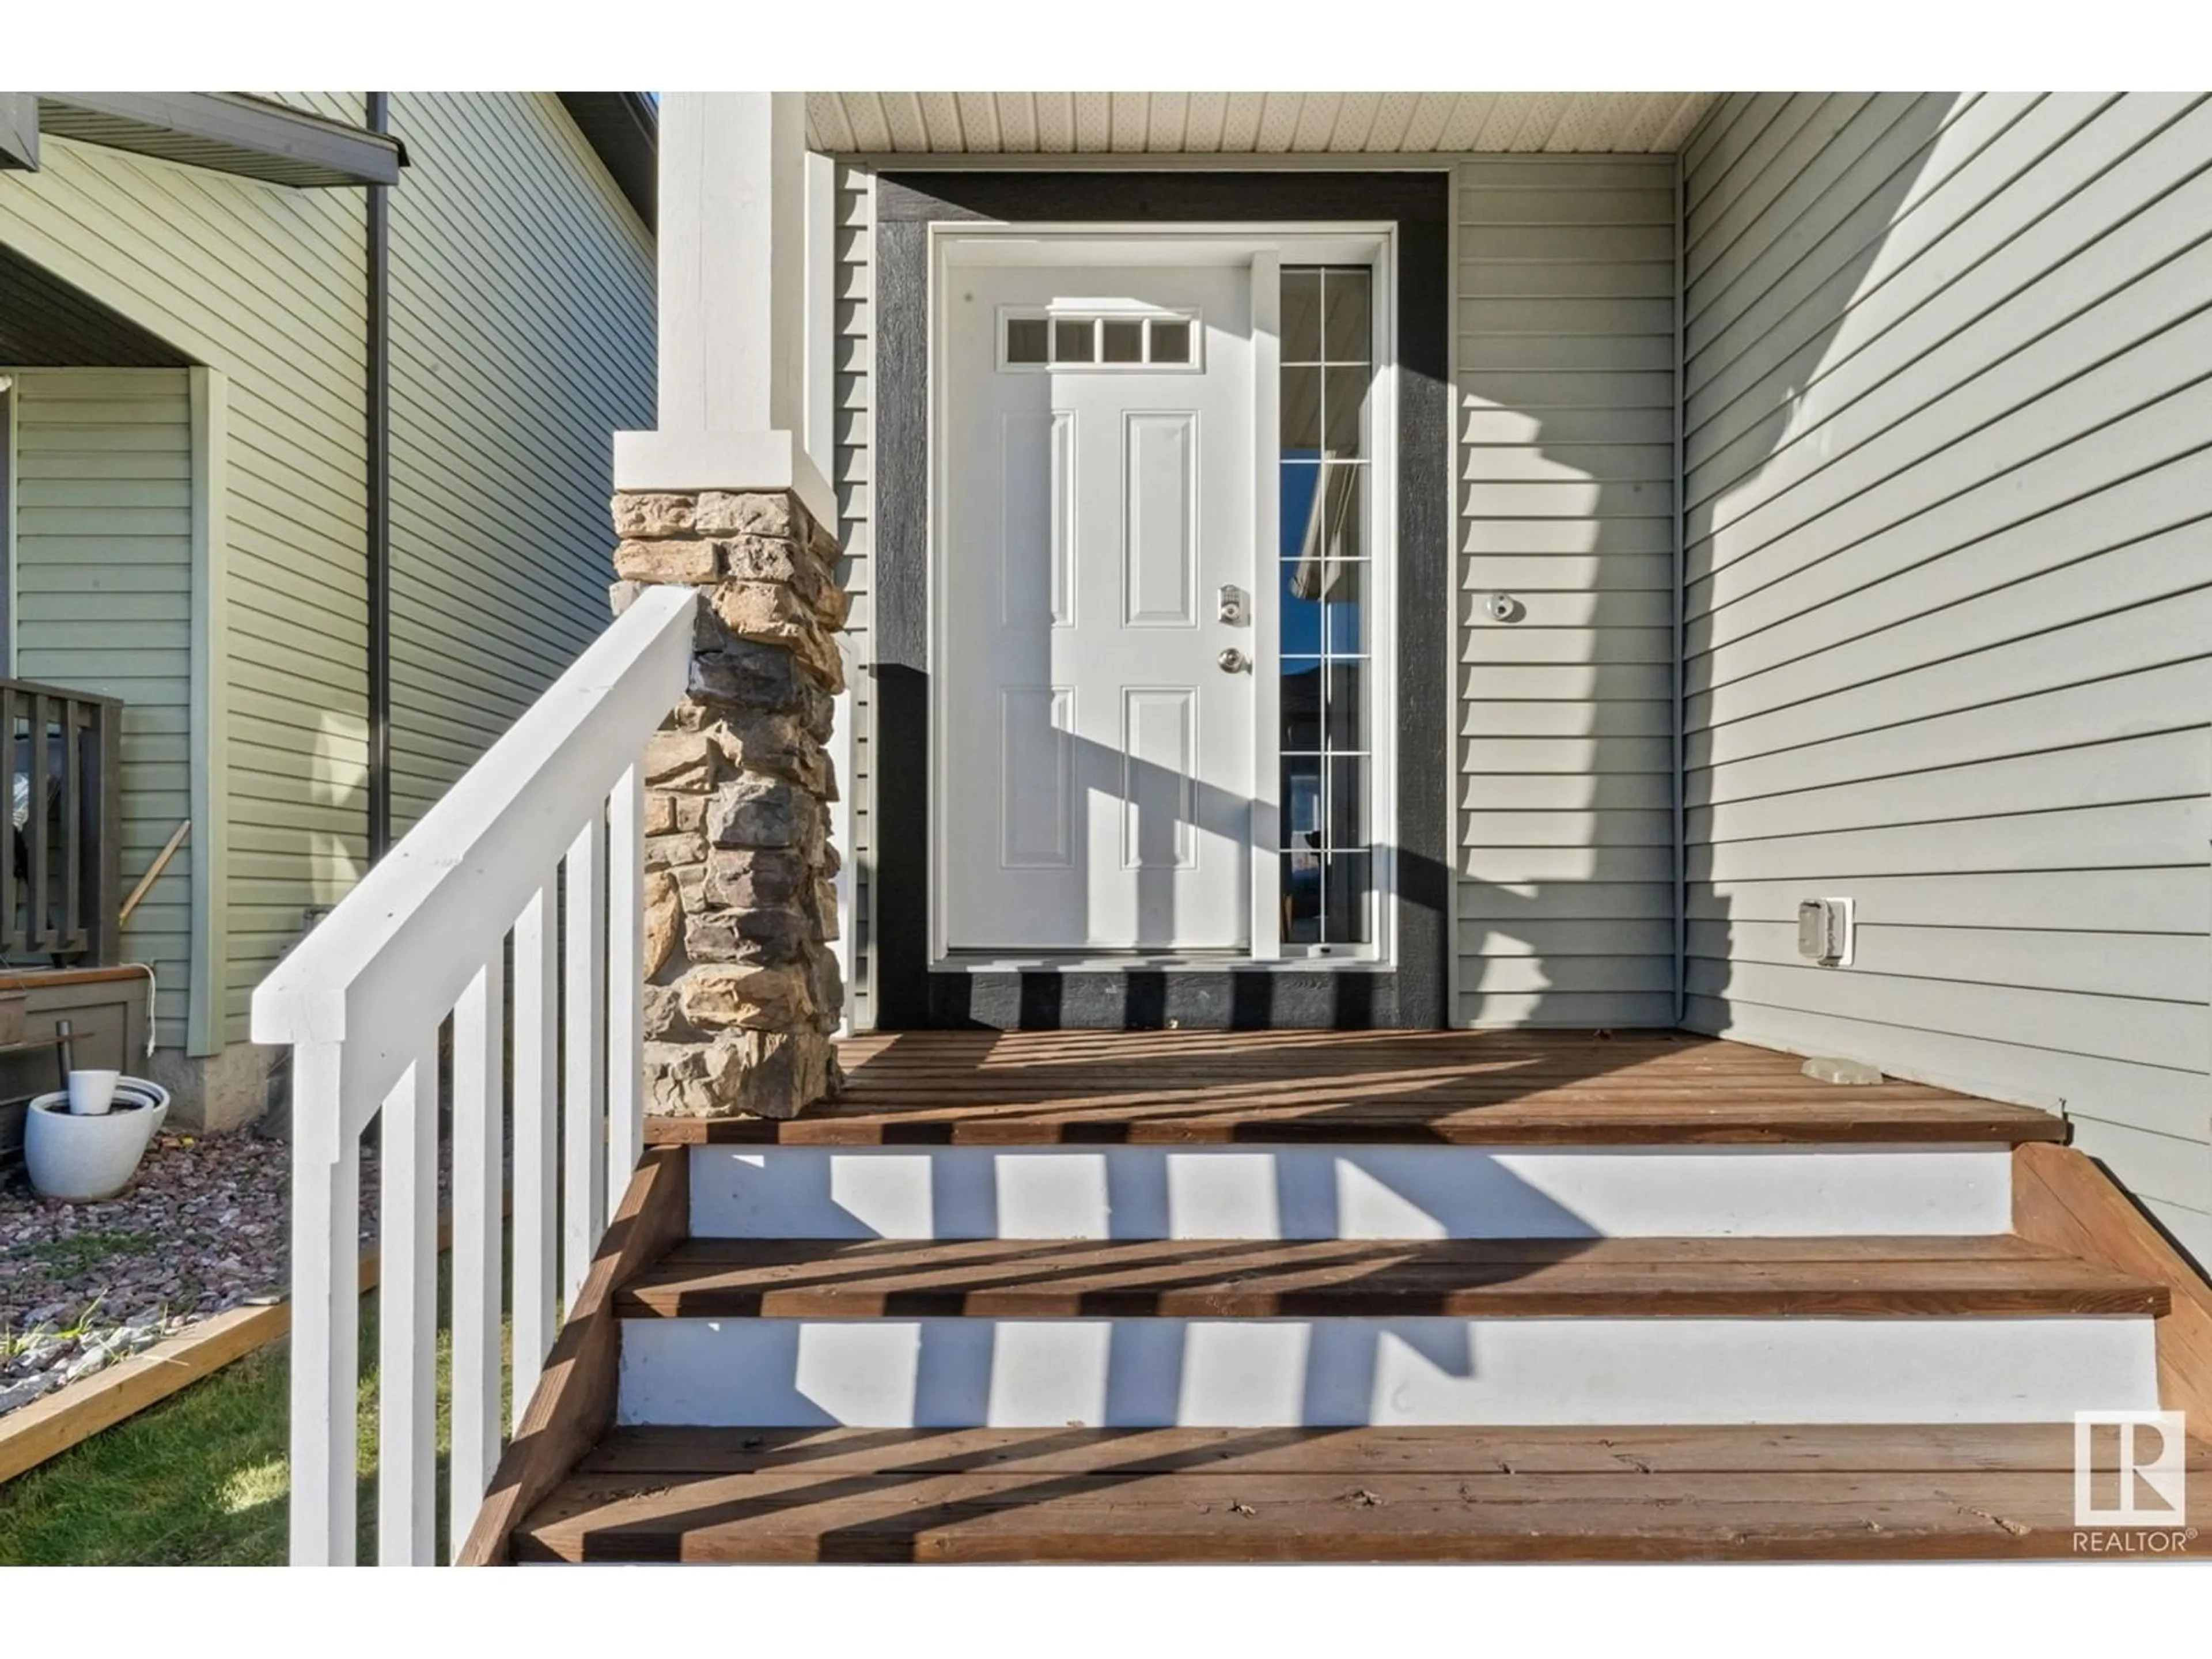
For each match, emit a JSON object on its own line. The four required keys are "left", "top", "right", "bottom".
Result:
{"left": 24, "top": 1082, "right": 171, "bottom": 1202}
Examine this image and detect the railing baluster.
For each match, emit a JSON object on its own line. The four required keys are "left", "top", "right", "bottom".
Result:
{"left": 251, "top": 585, "right": 700, "bottom": 1564}
{"left": 289, "top": 1042, "right": 360, "bottom": 1567}
{"left": 377, "top": 1040, "right": 440, "bottom": 1566}
{"left": 605, "top": 764, "right": 645, "bottom": 1209}
{"left": 88, "top": 696, "right": 124, "bottom": 965}
{"left": 0, "top": 684, "right": 16, "bottom": 955}
{"left": 510, "top": 881, "right": 559, "bottom": 1427}
{"left": 562, "top": 815, "right": 608, "bottom": 1309}
{"left": 448, "top": 951, "right": 505, "bottom": 1561}
{"left": 58, "top": 702, "right": 82, "bottom": 955}
{"left": 26, "top": 694, "right": 49, "bottom": 951}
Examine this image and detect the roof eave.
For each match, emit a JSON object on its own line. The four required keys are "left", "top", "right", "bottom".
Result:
{"left": 35, "top": 91, "right": 403, "bottom": 187}
{"left": 556, "top": 92, "right": 657, "bottom": 233}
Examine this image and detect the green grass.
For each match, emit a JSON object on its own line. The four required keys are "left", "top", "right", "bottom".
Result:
{"left": 2, "top": 1297, "right": 112, "bottom": 1365}
{"left": 0, "top": 1270, "right": 509, "bottom": 1566}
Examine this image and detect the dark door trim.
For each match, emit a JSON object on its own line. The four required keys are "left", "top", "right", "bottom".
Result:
{"left": 872, "top": 171, "right": 1452, "bottom": 1031}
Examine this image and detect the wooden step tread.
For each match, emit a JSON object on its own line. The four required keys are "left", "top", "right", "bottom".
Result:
{"left": 618, "top": 1236, "right": 2167, "bottom": 1320}
{"left": 644, "top": 1031, "right": 2063, "bottom": 1147}
{"left": 514, "top": 1424, "right": 2212, "bottom": 1562}
{"left": 645, "top": 1100, "right": 2059, "bottom": 1147}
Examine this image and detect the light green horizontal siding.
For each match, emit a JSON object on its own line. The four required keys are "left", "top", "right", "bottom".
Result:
{"left": 1455, "top": 154, "right": 1680, "bottom": 1029}
{"left": 7, "top": 369, "right": 192, "bottom": 1039}
{"left": 1, "top": 97, "right": 368, "bottom": 1048}
{"left": 1681, "top": 91, "right": 2212, "bottom": 1269}
{"left": 4, "top": 93, "right": 656, "bottom": 1051}
{"left": 384, "top": 92, "right": 655, "bottom": 834}
{"left": 835, "top": 164, "right": 874, "bottom": 1029}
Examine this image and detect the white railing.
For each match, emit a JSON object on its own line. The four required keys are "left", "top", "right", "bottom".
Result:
{"left": 251, "top": 585, "right": 696, "bottom": 1566}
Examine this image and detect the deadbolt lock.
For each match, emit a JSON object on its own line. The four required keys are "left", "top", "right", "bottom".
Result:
{"left": 1218, "top": 584, "right": 1246, "bottom": 625}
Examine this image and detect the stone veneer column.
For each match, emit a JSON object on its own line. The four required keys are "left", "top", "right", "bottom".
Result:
{"left": 609, "top": 487, "right": 847, "bottom": 1119}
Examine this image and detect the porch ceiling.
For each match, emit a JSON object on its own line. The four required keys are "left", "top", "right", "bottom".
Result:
{"left": 805, "top": 92, "right": 1717, "bottom": 157}
{"left": 0, "top": 241, "right": 190, "bottom": 367}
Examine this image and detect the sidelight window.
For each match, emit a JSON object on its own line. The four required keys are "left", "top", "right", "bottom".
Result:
{"left": 1278, "top": 266, "right": 1373, "bottom": 950}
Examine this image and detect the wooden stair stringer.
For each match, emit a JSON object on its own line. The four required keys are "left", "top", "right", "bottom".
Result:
{"left": 2013, "top": 1141, "right": 2212, "bottom": 1434}
{"left": 456, "top": 1146, "right": 689, "bottom": 1567}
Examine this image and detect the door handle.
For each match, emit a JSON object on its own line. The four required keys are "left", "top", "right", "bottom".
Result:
{"left": 1217, "top": 647, "right": 1250, "bottom": 674}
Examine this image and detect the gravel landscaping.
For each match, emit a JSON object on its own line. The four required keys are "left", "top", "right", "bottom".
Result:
{"left": 0, "top": 1128, "right": 377, "bottom": 1419}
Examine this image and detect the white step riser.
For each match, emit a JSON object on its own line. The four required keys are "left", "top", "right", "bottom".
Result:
{"left": 688, "top": 1145, "right": 2013, "bottom": 1240}
{"left": 618, "top": 1315, "right": 2156, "bottom": 1428}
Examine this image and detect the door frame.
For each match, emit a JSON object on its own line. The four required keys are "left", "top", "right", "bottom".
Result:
{"left": 873, "top": 171, "right": 1452, "bottom": 1029}
{"left": 926, "top": 226, "right": 1400, "bottom": 971}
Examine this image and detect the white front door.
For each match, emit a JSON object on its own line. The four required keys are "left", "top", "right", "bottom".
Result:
{"left": 940, "top": 258, "right": 1257, "bottom": 953}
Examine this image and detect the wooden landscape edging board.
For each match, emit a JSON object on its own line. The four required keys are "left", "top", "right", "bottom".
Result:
{"left": 0, "top": 1230, "right": 389, "bottom": 1488}
{"left": 2013, "top": 1141, "right": 2212, "bottom": 1437}
{"left": 457, "top": 1146, "right": 688, "bottom": 1567}
{"left": 0, "top": 1302, "right": 288, "bottom": 1486}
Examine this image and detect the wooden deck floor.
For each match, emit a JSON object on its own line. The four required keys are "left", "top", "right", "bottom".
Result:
{"left": 644, "top": 1028, "right": 2066, "bottom": 1146}
{"left": 516, "top": 1424, "right": 2212, "bottom": 1563}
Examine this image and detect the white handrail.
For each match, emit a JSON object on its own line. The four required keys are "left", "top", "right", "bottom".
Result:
{"left": 255, "top": 585, "right": 696, "bottom": 1135}
{"left": 252, "top": 584, "right": 696, "bottom": 1566}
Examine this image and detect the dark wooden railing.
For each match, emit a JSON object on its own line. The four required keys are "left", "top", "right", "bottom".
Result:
{"left": 1, "top": 677, "right": 124, "bottom": 965}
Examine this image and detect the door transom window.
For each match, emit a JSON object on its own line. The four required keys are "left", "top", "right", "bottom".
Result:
{"left": 1000, "top": 309, "right": 1202, "bottom": 372}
